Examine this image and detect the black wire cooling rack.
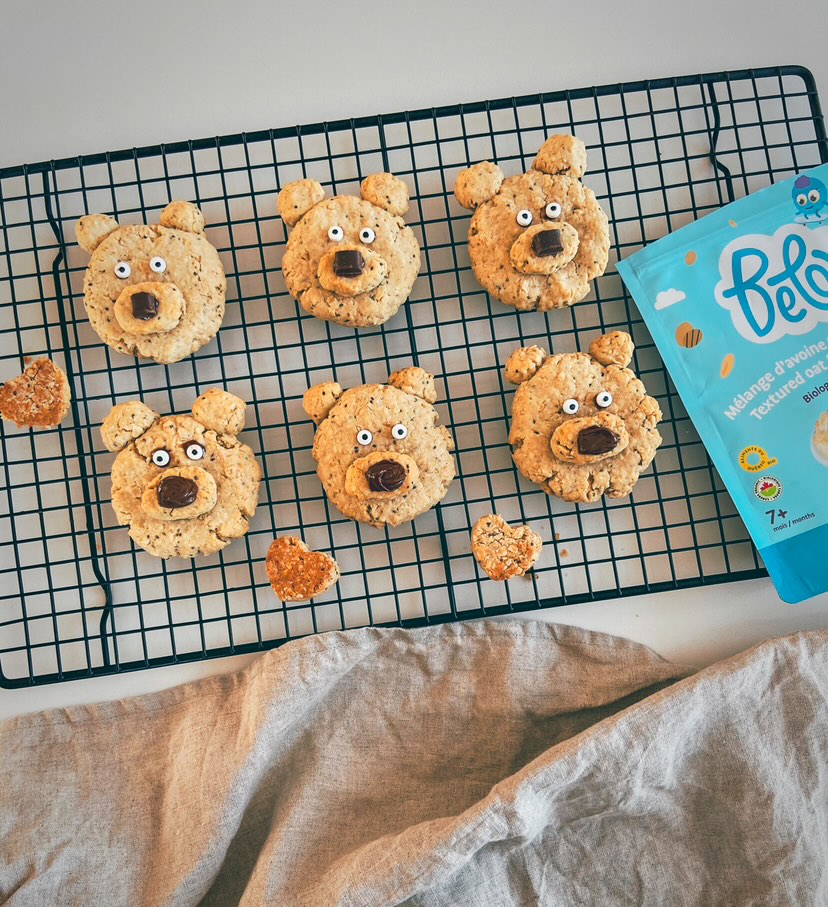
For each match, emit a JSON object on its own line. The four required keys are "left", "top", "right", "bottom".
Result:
{"left": 1, "top": 66, "right": 826, "bottom": 688}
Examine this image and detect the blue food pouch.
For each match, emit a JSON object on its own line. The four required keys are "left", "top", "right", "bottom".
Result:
{"left": 618, "top": 164, "right": 828, "bottom": 603}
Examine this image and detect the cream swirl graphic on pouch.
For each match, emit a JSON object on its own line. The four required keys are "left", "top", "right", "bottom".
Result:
{"left": 715, "top": 223, "right": 828, "bottom": 344}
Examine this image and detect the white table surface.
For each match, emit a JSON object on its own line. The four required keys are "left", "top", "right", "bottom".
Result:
{"left": 2, "top": 0, "right": 827, "bottom": 719}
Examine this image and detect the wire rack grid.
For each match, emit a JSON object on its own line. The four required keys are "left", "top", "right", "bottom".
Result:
{"left": 0, "top": 66, "right": 825, "bottom": 687}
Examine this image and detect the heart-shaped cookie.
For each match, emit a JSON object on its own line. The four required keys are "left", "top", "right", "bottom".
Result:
{"left": 471, "top": 514, "right": 543, "bottom": 581}
{"left": 0, "top": 358, "right": 71, "bottom": 429}
{"left": 266, "top": 537, "right": 340, "bottom": 602}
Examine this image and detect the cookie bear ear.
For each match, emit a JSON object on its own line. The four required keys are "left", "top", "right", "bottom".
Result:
{"left": 360, "top": 173, "right": 410, "bottom": 217}
{"left": 278, "top": 179, "right": 326, "bottom": 227}
{"left": 160, "top": 201, "right": 205, "bottom": 234}
{"left": 191, "top": 388, "right": 246, "bottom": 435}
{"left": 454, "top": 162, "right": 504, "bottom": 209}
{"left": 589, "top": 331, "right": 635, "bottom": 368}
{"left": 388, "top": 367, "right": 436, "bottom": 403}
{"left": 303, "top": 382, "right": 343, "bottom": 425}
{"left": 533, "top": 135, "right": 587, "bottom": 179}
{"left": 76, "top": 214, "right": 120, "bottom": 253}
{"left": 100, "top": 401, "right": 159, "bottom": 452}
{"left": 504, "top": 346, "right": 548, "bottom": 385}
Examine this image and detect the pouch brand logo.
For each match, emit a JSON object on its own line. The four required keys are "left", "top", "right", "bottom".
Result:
{"left": 715, "top": 224, "right": 828, "bottom": 344}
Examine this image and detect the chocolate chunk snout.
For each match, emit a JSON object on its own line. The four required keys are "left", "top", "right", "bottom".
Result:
{"left": 577, "top": 425, "right": 619, "bottom": 456}
{"left": 131, "top": 291, "right": 161, "bottom": 320}
{"left": 365, "top": 459, "right": 406, "bottom": 492}
{"left": 333, "top": 249, "right": 366, "bottom": 278}
{"left": 157, "top": 475, "right": 198, "bottom": 509}
{"left": 532, "top": 229, "right": 565, "bottom": 258}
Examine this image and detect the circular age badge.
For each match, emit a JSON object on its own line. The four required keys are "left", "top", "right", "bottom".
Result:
{"left": 753, "top": 475, "right": 783, "bottom": 502}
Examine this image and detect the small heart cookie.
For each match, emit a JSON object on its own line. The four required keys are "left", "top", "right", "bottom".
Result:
{"left": 0, "top": 358, "right": 71, "bottom": 429}
{"left": 266, "top": 536, "right": 340, "bottom": 601}
{"left": 471, "top": 514, "right": 542, "bottom": 581}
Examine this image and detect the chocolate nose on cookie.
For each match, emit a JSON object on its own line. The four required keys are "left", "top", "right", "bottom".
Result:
{"left": 334, "top": 250, "right": 366, "bottom": 278}
{"left": 532, "top": 229, "right": 564, "bottom": 258}
{"left": 365, "top": 459, "right": 406, "bottom": 493}
{"left": 131, "top": 291, "right": 161, "bottom": 321}
{"left": 157, "top": 475, "right": 198, "bottom": 509}
{"left": 577, "top": 425, "right": 620, "bottom": 456}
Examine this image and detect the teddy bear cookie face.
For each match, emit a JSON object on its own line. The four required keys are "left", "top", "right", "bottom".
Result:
{"left": 455, "top": 135, "right": 610, "bottom": 312}
{"left": 75, "top": 201, "right": 226, "bottom": 365}
{"left": 278, "top": 174, "right": 420, "bottom": 328}
{"left": 506, "top": 332, "right": 662, "bottom": 503}
{"left": 304, "top": 368, "right": 455, "bottom": 527}
{"left": 101, "top": 389, "right": 261, "bottom": 558}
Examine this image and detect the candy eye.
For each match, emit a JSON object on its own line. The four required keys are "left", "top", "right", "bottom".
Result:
{"left": 114, "top": 261, "right": 131, "bottom": 279}
{"left": 356, "top": 428, "right": 373, "bottom": 446}
{"left": 149, "top": 256, "right": 167, "bottom": 274}
{"left": 359, "top": 227, "right": 376, "bottom": 244}
{"left": 328, "top": 225, "right": 344, "bottom": 242}
{"left": 562, "top": 399, "right": 580, "bottom": 415}
{"left": 809, "top": 189, "right": 820, "bottom": 203}
{"left": 797, "top": 193, "right": 808, "bottom": 207}
{"left": 184, "top": 442, "right": 205, "bottom": 461}
{"left": 151, "top": 449, "right": 170, "bottom": 467}
{"left": 516, "top": 209, "right": 533, "bottom": 227}
{"left": 545, "top": 202, "right": 562, "bottom": 220}
{"left": 391, "top": 423, "right": 408, "bottom": 440}
{"left": 595, "top": 391, "right": 613, "bottom": 408}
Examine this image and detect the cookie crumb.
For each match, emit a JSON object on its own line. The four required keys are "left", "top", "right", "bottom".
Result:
{"left": 0, "top": 358, "right": 71, "bottom": 429}
{"left": 266, "top": 536, "right": 340, "bottom": 601}
{"left": 471, "top": 514, "right": 542, "bottom": 581}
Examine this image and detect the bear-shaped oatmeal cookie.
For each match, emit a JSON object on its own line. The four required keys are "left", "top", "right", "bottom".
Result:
{"left": 303, "top": 367, "right": 455, "bottom": 527}
{"left": 278, "top": 173, "right": 420, "bottom": 327}
{"left": 455, "top": 135, "right": 609, "bottom": 312}
{"left": 75, "top": 201, "right": 226, "bottom": 365}
{"left": 101, "top": 389, "right": 261, "bottom": 558}
{"left": 506, "top": 331, "right": 661, "bottom": 503}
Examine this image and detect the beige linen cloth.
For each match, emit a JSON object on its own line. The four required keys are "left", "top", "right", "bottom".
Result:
{"left": 1, "top": 620, "right": 827, "bottom": 906}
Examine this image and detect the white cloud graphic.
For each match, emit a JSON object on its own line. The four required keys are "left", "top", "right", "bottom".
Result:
{"left": 655, "top": 288, "right": 686, "bottom": 310}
